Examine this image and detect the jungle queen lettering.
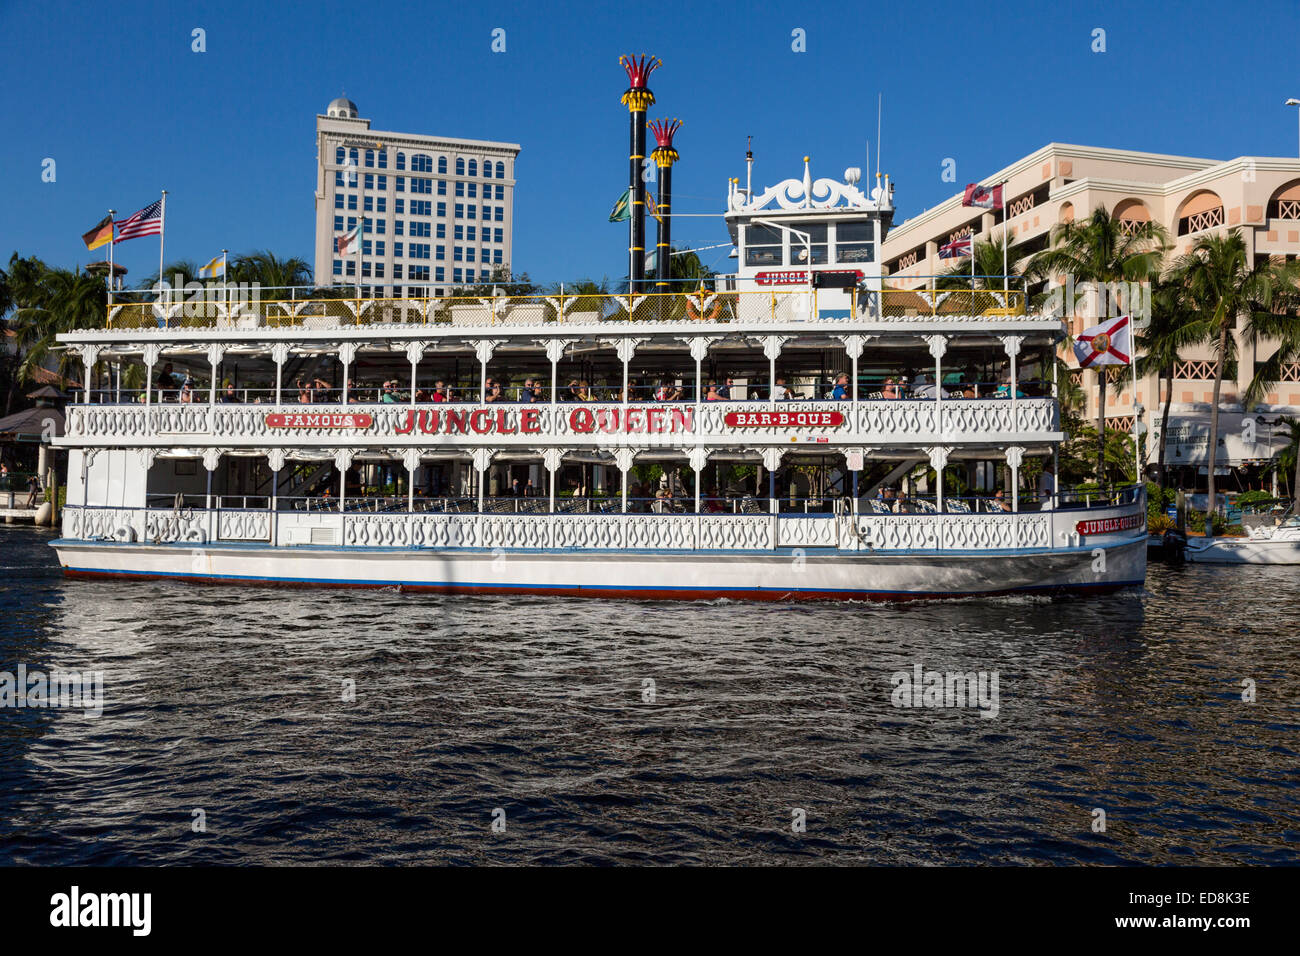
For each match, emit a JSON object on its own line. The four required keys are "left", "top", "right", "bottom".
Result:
{"left": 393, "top": 406, "right": 694, "bottom": 435}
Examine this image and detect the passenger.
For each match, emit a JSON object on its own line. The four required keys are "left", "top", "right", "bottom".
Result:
{"left": 771, "top": 377, "right": 791, "bottom": 401}
{"left": 179, "top": 379, "right": 194, "bottom": 404}
{"left": 431, "top": 381, "right": 448, "bottom": 403}
{"left": 705, "top": 384, "right": 722, "bottom": 401}
{"left": 565, "top": 379, "right": 581, "bottom": 402}
{"left": 716, "top": 377, "right": 734, "bottom": 400}
{"left": 892, "top": 491, "right": 912, "bottom": 514}
{"left": 988, "top": 490, "right": 1011, "bottom": 513}
{"left": 380, "top": 381, "right": 398, "bottom": 404}
{"left": 705, "top": 485, "right": 726, "bottom": 513}
{"left": 221, "top": 384, "right": 240, "bottom": 403}
{"left": 831, "top": 372, "right": 850, "bottom": 401}
{"left": 576, "top": 381, "right": 594, "bottom": 401}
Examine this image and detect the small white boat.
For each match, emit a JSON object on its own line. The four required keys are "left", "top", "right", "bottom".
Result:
{"left": 1183, "top": 516, "right": 1300, "bottom": 565}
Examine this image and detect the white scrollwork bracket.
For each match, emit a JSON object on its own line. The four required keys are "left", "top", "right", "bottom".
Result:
{"left": 470, "top": 447, "right": 495, "bottom": 472}
{"left": 541, "top": 448, "right": 565, "bottom": 472}
{"left": 269, "top": 343, "right": 289, "bottom": 367}
{"left": 402, "top": 447, "right": 423, "bottom": 475}
{"left": 924, "top": 334, "right": 948, "bottom": 360}
{"left": 1001, "top": 335, "right": 1025, "bottom": 359}
{"left": 762, "top": 335, "right": 791, "bottom": 362}
{"left": 615, "top": 337, "right": 647, "bottom": 365}
{"left": 761, "top": 447, "right": 785, "bottom": 472}
{"left": 686, "top": 446, "right": 709, "bottom": 474}
{"left": 612, "top": 447, "right": 636, "bottom": 473}
{"left": 336, "top": 342, "right": 358, "bottom": 366}
{"left": 1004, "top": 446, "right": 1025, "bottom": 469}
{"left": 332, "top": 447, "right": 354, "bottom": 473}
{"left": 474, "top": 339, "right": 504, "bottom": 366}
{"left": 266, "top": 448, "right": 286, "bottom": 472}
{"left": 926, "top": 446, "right": 951, "bottom": 471}
{"left": 404, "top": 341, "right": 426, "bottom": 366}
{"left": 202, "top": 447, "right": 225, "bottom": 472}
{"left": 685, "top": 336, "right": 722, "bottom": 363}
{"left": 838, "top": 334, "right": 874, "bottom": 359}
{"left": 141, "top": 344, "right": 162, "bottom": 368}
{"left": 137, "top": 447, "right": 160, "bottom": 471}
{"left": 545, "top": 339, "right": 572, "bottom": 364}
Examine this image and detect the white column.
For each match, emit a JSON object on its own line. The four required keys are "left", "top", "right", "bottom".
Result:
{"left": 615, "top": 338, "right": 641, "bottom": 404}
{"left": 403, "top": 448, "right": 421, "bottom": 512}
{"left": 688, "top": 446, "right": 708, "bottom": 515}
{"left": 475, "top": 340, "right": 498, "bottom": 404}
{"left": 928, "top": 446, "right": 950, "bottom": 513}
{"left": 925, "top": 335, "right": 947, "bottom": 438}
{"left": 142, "top": 344, "right": 160, "bottom": 408}
{"left": 267, "top": 449, "right": 285, "bottom": 546}
{"left": 1006, "top": 446, "right": 1025, "bottom": 512}
{"left": 270, "top": 343, "right": 287, "bottom": 406}
{"left": 472, "top": 448, "right": 493, "bottom": 513}
{"left": 546, "top": 339, "right": 569, "bottom": 404}
{"left": 543, "top": 448, "right": 562, "bottom": 516}
{"left": 763, "top": 336, "right": 788, "bottom": 404}
{"left": 1003, "top": 335, "right": 1025, "bottom": 432}
{"left": 406, "top": 341, "right": 425, "bottom": 408}
{"left": 338, "top": 342, "right": 357, "bottom": 405}
{"left": 80, "top": 346, "right": 99, "bottom": 404}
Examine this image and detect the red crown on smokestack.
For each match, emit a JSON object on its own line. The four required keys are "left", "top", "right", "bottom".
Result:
{"left": 648, "top": 118, "right": 681, "bottom": 166}
{"left": 619, "top": 54, "right": 660, "bottom": 112}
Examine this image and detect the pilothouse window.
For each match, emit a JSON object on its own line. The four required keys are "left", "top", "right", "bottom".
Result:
{"left": 744, "top": 224, "right": 783, "bottom": 267}
{"left": 834, "top": 221, "right": 875, "bottom": 263}
{"left": 790, "top": 223, "right": 828, "bottom": 265}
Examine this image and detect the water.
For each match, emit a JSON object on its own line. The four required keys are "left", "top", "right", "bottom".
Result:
{"left": 1, "top": 525, "right": 1297, "bottom": 865}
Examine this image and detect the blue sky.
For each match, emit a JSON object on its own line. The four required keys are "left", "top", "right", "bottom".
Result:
{"left": 2, "top": 0, "right": 1299, "bottom": 287}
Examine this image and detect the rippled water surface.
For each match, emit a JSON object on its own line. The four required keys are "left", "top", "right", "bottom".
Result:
{"left": 1, "top": 525, "right": 1298, "bottom": 865}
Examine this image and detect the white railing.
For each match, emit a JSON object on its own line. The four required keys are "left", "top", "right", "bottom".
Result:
{"left": 61, "top": 495, "right": 1143, "bottom": 553}
{"left": 63, "top": 398, "right": 1060, "bottom": 447}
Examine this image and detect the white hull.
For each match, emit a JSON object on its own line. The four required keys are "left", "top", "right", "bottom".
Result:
{"left": 51, "top": 537, "right": 1146, "bottom": 601}
{"left": 1183, "top": 535, "right": 1300, "bottom": 565}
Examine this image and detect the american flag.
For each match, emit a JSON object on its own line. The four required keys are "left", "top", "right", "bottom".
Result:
{"left": 115, "top": 200, "right": 163, "bottom": 242}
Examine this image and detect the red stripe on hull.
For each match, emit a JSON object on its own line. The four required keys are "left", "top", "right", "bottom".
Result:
{"left": 61, "top": 568, "right": 1134, "bottom": 603}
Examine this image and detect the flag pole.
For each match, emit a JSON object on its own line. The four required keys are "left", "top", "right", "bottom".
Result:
{"left": 1130, "top": 316, "right": 1140, "bottom": 485}
{"left": 222, "top": 248, "right": 229, "bottom": 320}
{"left": 159, "top": 189, "right": 168, "bottom": 313}
{"left": 1001, "top": 180, "right": 1009, "bottom": 292}
{"left": 107, "top": 209, "right": 116, "bottom": 306}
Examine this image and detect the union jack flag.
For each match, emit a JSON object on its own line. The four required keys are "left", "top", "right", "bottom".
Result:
{"left": 114, "top": 200, "right": 163, "bottom": 242}
{"left": 939, "top": 235, "right": 972, "bottom": 259}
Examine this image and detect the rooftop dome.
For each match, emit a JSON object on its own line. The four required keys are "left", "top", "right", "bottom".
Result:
{"left": 327, "top": 96, "right": 358, "bottom": 119}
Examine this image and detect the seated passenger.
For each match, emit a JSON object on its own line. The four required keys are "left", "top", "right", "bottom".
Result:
{"left": 988, "top": 490, "right": 1011, "bottom": 512}
{"left": 830, "top": 373, "right": 850, "bottom": 401}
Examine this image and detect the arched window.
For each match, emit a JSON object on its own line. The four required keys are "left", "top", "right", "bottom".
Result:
{"left": 437, "top": 156, "right": 448, "bottom": 174}
{"left": 1113, "top": 198, "right": 1152, "bottom": 236}
{"left": 455, "top": 157, "right": 465, "bottom": 175}
{"left": 495, "top": 161, "right": 505, "bottom": 179}
{"left": 396, "top": 151, "right": 406, "bottom": 171}
{"left": 1058, "top": 202, "right": 1075, "bottom": 224}
{"left": 1268, "top": 180, "right": 1300, "bottom": 220}
{"left": 468, "top": 159, "right": 478, "bottom": 177}
{"left": 1176, "top": 191, "right": 1225, "bottom": 236}
{"left": 335, "top": 146, "right": 345, "bottom": 164}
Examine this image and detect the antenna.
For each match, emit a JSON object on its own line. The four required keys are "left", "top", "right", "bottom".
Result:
{"left": 746, "top": 134, "right": 753, "bottom": 197}
{"left": 875, "top": 93, "right": 882, "bottom": 181}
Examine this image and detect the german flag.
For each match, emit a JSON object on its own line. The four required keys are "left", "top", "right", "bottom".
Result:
{"left": 81, "top": 214, "right": 113, "bottom": 251}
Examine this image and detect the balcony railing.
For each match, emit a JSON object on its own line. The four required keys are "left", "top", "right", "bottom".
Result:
{"left": 63, "top": 398, "right": 1060, "bottom": 446}
{"left": 101, "top": 288, "right": 1028, "bottom": 330}
{"left": 61, "top": 488, "right": 1144, "bottom": 553}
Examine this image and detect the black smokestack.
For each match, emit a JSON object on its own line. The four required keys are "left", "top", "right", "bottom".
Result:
{"left": 649, "top": 118, "right": 681, "bottom": 290}
{"left": 620, "top": 54, "right": 660, "bottom": 293}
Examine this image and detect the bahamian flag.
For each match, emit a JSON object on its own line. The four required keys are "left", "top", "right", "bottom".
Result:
{"left": 81, "top": 214, "right": 114, "bottom": 251}
{"left": 199, "top": 255, "right": 225, "bottom": 279}
{"left": 608, "top": 187, "right": 631, "bottom": 222}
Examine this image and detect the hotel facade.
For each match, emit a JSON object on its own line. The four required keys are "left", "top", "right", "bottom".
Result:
{"left": 313, "top": 97, "right": 521, "bottom": 297}
{"left": 881, "top": 143, "right": 1300, "bottom": 484}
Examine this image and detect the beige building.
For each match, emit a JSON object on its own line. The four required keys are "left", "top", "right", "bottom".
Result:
{"left": 314, "top": 97, "right": 521, "bottom": 297}
{"left": 882, "top": 143, "right": 1300, "bottom": 479}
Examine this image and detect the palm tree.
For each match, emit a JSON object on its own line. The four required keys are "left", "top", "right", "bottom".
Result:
{"left": 935, "top": 233, "right": 1016, "bottom": 289}
{"left": 1270, "top": 416, "right": 1300, "bottom": 508}
{"left": 229, "top": 251, "right": 313, "bottom": 296}
{"left": 8, "top": 264, "right": 107, "bottom": 388}
{"left": 1134, "top": 274, "right": 1199, "bottom": 500}
{"left": 139, "top": 259, "right": 200, "bottom": 291}
{"left": 1169, "top": 230, "right": 1300, "bottom": 520}
{"left": 1029, "top": 207, "right": 1168, "bottom": 482}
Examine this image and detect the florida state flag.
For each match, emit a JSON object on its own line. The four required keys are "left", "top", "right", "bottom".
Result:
{"left": 962, "top": 183, "right": 1004, "bottom": 209}
{"left": 1073, "top": 315, "right": 1132, "bottom": 367}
